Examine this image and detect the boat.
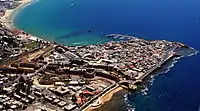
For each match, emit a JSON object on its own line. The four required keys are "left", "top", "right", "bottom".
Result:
{"left": 69, "top": 3, "right": 76, "bottom": 8}
{"left": 88, "top": 29, "right": 92, "bottom": 32}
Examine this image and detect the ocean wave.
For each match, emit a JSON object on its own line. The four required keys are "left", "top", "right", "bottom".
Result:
{"left": 124, "top": 47, "right": 198, "bottom": 111}
{"left": 178, "top": 46, "right": 198, "bottom": 58}
{"left": 73, "top": 42, "right": 89, "bottom": 45}
{"left": 141, "top": 86, "right": 148, "bottom": 96}
{"left": 187, "top": 48, "right": 199, "bottom": 57}
{"left": 149, "top": 75, "right": 156, "bottom": 86}
{"left": 124, "top": 94, "right": 136, "bottom": 111}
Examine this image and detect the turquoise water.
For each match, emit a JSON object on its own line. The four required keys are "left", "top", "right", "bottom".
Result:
{"left": 14, "top": 0, "right": 113, "bottom": 45}
{"left": 14, "top": 0, "right": 200, "bottom": 46}
{"left": 14, "top": 0, "right": 200, "bottom": 111}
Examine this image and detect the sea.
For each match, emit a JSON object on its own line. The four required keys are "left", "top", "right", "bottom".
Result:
{"left": 13, "top": 0, "right": 200, "bottom": 111}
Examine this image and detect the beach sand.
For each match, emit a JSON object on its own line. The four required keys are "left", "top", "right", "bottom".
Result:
{"left": 85, "top": 86, "right": 127, "bottom": 111}
{"left": 0, "top": 0, "right": 44, "bottom": 41}
{"left": 0, "top": 0, "right": 32, "bottom": 28}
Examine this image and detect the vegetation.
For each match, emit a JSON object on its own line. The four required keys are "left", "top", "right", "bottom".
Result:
{"left": 25, "top": 41, "right": 39, "bottom": 49}
{"left": 136, "top": 84, "right": 145, "bottom": 91}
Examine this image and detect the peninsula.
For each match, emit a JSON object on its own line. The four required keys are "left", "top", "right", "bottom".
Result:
{"left": 0, "top": 25, "right": 189, "bottom": 111}
{"left": 0, "top": 0, "right": 194, "bottom": 111}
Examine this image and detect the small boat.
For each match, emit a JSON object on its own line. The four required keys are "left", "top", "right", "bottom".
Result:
{"left": 88, "top": 29, "right": 92, "bottom": 32}
{"left": 69, "top": 3, "right": 76, "bottom": 8}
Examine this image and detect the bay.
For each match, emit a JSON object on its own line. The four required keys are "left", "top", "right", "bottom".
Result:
{"left": 13, "top": 0, "right": 200, "bottom": 111}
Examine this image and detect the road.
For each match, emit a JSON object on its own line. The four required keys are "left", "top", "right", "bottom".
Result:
{"left": 27, "top": 63, "right": 49, "bottom": 78}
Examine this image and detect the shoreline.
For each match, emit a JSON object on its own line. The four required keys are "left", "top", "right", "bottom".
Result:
{"left": 84, "top": 86, "right": 124, "bottom": 111}
{"left": 0, "top": 24, "right": 193, "bottom": 110}
{"left": 82, "top": 44, "right": 181, "bottom": 111}
{"left": 0, "top": 0, "right": 33, "bottom": 29}
{"left": 0, "top": 1, "right": 194, "bottom": 110}
{"left": 0, "top": 0, "right": 44, "bottom": 41}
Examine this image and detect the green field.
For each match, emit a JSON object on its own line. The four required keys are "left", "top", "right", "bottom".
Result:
{"left": 25, "top": 41, "right": 39, "bottom": 49}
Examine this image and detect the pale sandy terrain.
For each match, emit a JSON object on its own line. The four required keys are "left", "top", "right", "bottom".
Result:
{"left": 85, "top": 86, "right": 124, "bottom": 111}
{"left": 0, "top": 0, "right": 41, "bottom": 40}
{"left": 0, "top": 0, "right": 32, "bottom": 28}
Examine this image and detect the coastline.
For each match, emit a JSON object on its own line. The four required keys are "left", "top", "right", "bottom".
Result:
{"left": 84, "top": 86, "right": 125, "bottom": 111}
{"left": 0, "top": 0, "right": 32, "bottom": 29}
{"left": 0, "top": 0, "right": 197, "bottom": 110}
{"left": 0, "top": 0, "right": 44, "bottom": 41}
{"left": 87, "top": 87, "right": 127, "bottom": 111}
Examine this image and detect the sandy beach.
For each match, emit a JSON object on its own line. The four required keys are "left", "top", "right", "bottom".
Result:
{"left": 0, "top": 0, "right": 44, "bottom": 41}
{"left": 85, "top": 86, "right": 124, "bottom": 111}
{"left": 0, "top": 0, "right": 32, "bottom": 28}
